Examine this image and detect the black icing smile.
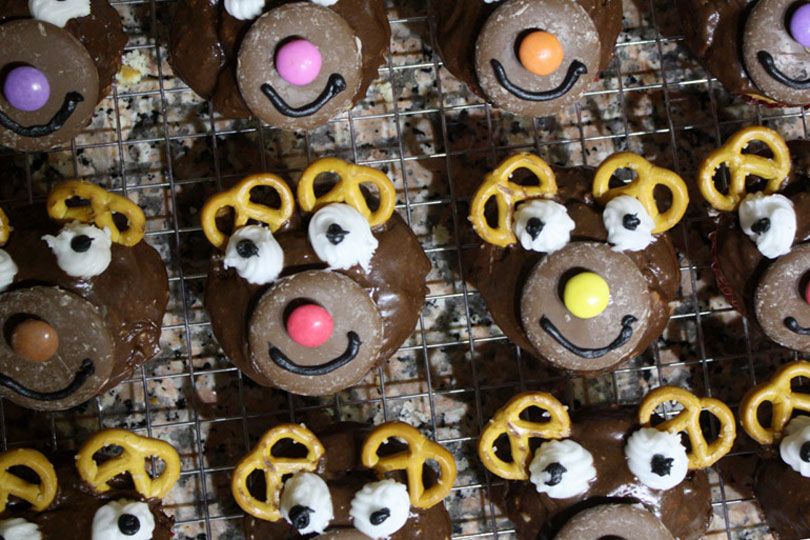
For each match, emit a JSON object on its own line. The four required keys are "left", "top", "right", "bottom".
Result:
{"left": 268, "top": 331, "right": 361, "bottom": 375}
{"left": 0, "top": 358, "right": 94, "bottom": 401}
{"left": 490, "top": 59, "right": 588, "bottom": 101}
{"left": 0, "top": 91, "right": 84, "bottom": 138}
{"left": 260, "top": 73, "right": 347, "bottom": 118}
{"left": 784, "top": 317, "right": 810, "bottom": 335}
{"left": 757, "top": 51, "right": 810, "bottom": 90}
{"left": 539, "top": 315, "right": 637, "bottom": 359}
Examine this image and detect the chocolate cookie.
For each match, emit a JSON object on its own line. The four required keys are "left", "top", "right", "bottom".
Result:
{"left": 168, "top": 0, "right": 390, "bottom": 131}
{"left": 467, "top": 152, "right": 686, "bottom": 376}
{"left": 431, "top": 0, "right": 622, "bottom": 117}
{"left": 202, "top": 158, "right": 430, "bottom": 396}
{"left": 0, "top": 0, "right": 127, "bottom": 151}
{"left": 0, "top": 181, "right": 169, "bottom": 411}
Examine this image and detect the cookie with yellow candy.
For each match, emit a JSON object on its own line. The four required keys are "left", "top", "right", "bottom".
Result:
{"left": 467, "top": 151, "right": 688, "bottom": 376}
{"left": 203, "top": 158, "right": 429, "bottom": 396}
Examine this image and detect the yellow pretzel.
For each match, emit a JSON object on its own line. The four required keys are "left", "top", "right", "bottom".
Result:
{"left": 740, "top": 361, "right": 810, "bottom": 445}
{"left": 593, "top": 153, "right": 689, "bottom": 234}
{"left": 0, "top": 207, "right": 10, "bottom": 247}
{"left": 361, "top": 422, "right": 456, "bottom": 509}
{"left": 638, "top": 386, "right": 736, "bottom": 469}
{"left": 0, "top": 448, "right": 57, "bottom": 513}
{"left": 297, "top": 157, "right": 396, "bottom": 227}
{"left": 47, "top": 180, "right": 146, "bottom": 246}
{"left": 231, "top": 424, "right": 325, "bottom": 522}
{"left": 201, "top": 174, "right": 295, "bottom": 250}
{"left": 698, "top": 126, "right": 791, "bottom": 212}
{"left": 469, "top": 153, "right": 558, "bottom": 247}
{"left": 478, "top": 392, "right": 571, "bottom": 480}
{"left": 76, "top": 428, "right": 181, "bottom": 499}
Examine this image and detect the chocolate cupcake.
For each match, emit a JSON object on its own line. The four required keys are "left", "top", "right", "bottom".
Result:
{"left": 0, "top": 428, "right": 179, "bottom": 539}
{"left": 0, "top": 0, "right": 127, "bottom": 151}
{"left": 0, "top": 180, "right": 169, "bottom": 411}
{"left": 431, "top": 0, "right": 622, "bottom": 117}
{"left": 467, "top": 152, "right": 688, "bottom": 376}
{"left": 202, "top": 158, "right": 430, "bottom": 396}
{"left": 232, "top": 421, "right": 456, "bottom": 539}
{"left": 168, "top": 0, "right": 390, "bottom": 131}
{"left": 478, "top": 387, "right": 736, "bottom": 539}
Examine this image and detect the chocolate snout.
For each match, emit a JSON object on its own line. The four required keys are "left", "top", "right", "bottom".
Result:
{"left": 755, "top": 243, "right": 810, "bottom": 350}
{"left": 314, "top": 530, "right": 370, "bottom": 540}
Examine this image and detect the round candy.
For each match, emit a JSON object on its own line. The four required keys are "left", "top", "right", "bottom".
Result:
{"left": 790, "top": 4, "right": 810, "bottom": 48}
{"left": 563, "top": 271, "right": 610, "bottom": 319}
{"left": 11, "top": 319, "right": 59, "bottom": 362}
{"left": 3, "top": 65, "right": 50, "bottom": 112}
{"left": 275, "top": 39, "right": 323, "bottom": 86}
{"left": 286, "top": 304, "right": 334, "bottom": 347}
{"left": 518, "top": 30, "right": 564, "bottom": 76}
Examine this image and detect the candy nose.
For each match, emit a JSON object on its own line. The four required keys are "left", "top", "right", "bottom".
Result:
{"left": 791, "top": 4, "right": 810, "bottom": 47}
{"left": 3, "top": 65, "right": 50, "bottom": 112}
{"left": 287, "top": 304, "right": 334, "bottom": 347}
{"left": 563, "top": 271, "right": 610, "bottom": 319}
{"left": 276, "top": 39, "right": 323, "bottom": 86}
{"left": 519, "top": 30, "right": 564, "bottom": 76}
{"left": 11, "top": 319, "right": 59, "bottom": 362}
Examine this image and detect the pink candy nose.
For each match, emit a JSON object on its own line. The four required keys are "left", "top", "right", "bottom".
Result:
{"left": 287, "top": 304, "right": 334, "bottom": 347}
{"left": 275, "top": 39, "right": 322, "bottom": 86}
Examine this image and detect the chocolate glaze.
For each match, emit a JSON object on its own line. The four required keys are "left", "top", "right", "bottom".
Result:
{"left": 754, "top": 456, "right": 810, "bottom": 539}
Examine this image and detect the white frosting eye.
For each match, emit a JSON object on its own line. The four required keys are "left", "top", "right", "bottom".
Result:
{"left": 602, "top": 195, "right": 656, "bottom": 252}
{"left": 29, "top": 0, "right": 90, "bottom": 27}
{"left": 308, "top": 203, "right": 378, "bottom": 272}
{"left": 310, "top": 0, "right": 339, "bottom": 5}
{"left": 779, "top": 415, "right": 810, "bottom": 478}
{"left": 625, "top": 427, "right": 689, "bottom": 490}
{"left": 223, "top": 225, "right": 284, "bottom": 285}
{"left": 280, "top": 472, "right": 334, "bottom": 535}
{"left": 42, "top": 222, "right": 112, "bottom": 278}
{"left": 738, "top": 192, "right": 796, "bottom": 259}
{"left": 0, "top": 517, "right": 42, "bottom": 540}
{"left": 349, "top": 479, "right": 410, "bottom": 539}
{"left": 0, "top": 249, "right": 18, "bottom": 292}
{"left": 91, "top": 499, "right": 155, "bottom": 540}
{"left": 513, "top": 200, "right": 575, "bottom": 254}
{"left": 224, "top": 0, "right": 263, "bottom": 20}
{"left": 528, "top": 439, "right": 596, "bottom": 498}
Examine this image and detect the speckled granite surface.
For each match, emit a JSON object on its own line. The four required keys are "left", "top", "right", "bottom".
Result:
{"left": 1, "top": 0, "right": 808, "bottom": 538}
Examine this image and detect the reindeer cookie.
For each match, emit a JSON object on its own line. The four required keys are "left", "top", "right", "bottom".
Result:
{"left": 0, "top": 428, "right": 179, "bottom": 539}
{"left": 202, "top": 157, "right": 430, "bottom": 395}
{"left": 232, "top": 421, "right": 456, "bottom": 539}
{"left": 467, "top": 152, "right": 688, "bottom": 375}
{"left": 479, "top": 387, "right": 736, "bottom": 539}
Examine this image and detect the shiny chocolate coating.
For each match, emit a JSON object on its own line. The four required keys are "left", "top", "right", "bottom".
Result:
{"left": 754, "top": 456, "right": 810, "bottom": 539}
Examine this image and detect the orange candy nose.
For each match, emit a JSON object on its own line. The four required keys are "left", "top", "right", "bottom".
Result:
{"left": 519, "top": 31, "right": 564, "bottom": 76}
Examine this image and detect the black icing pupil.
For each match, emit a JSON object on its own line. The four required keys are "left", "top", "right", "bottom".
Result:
{"left": 117, "top": 513, "right": 141, "bottom": 536}
{"left": 289, "top": 505, "right": 312, "bottom": 530}
{"left": 800, "top": 441, "right": 810, "bottom": 463}
{"left": 525, "top": 217, "right": 545, "bottom": 240}
{"left": 622, "top": 213, "right": 641, "bottom": 231}
{"left": 370, "top": 507, "right": 391, "bottom": 525}
{"left": 651, "top": 453, "right": 674, "bottom": 477}
{"left": 236, "top": 239, "right": 259, "bottom": 258}
{"left": 751, "top": 217, "right": 771, "bottom": 235}
{"left": 543, "top": 461, "right": 567, "bottom": 486}
{"left": 326, "top": 223, "right": 349, "bottom": 245}
{"left": 70, "top": 234, "right": 93, "bottom": 253}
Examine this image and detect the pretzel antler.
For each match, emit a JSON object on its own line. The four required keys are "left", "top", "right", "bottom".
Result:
{"left": 740, "top": 361, "right": 810, "bottom": 445}
{"left": 0, "top": 207, "right": 11, "bottom": 247}
{"left": 0, "top": 448, "right": 57, "bottom": 513}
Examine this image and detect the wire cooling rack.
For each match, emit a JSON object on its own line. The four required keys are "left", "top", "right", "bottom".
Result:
{"left": 1, "top": 0, "right": 809, "bottom": 538}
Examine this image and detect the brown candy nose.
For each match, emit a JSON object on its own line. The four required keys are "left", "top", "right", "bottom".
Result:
{"left": 11, "top": 319, "right": 59, "bottom": 362}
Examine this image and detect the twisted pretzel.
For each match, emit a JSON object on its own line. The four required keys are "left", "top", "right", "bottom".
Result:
{"left": 740, "top": 361, "right": 810, "bottom": 445}
{"left": 698, "top": 126, "right": 791, "bottom": 212}
{"left": 201, "top": 174, "right": 295, "bottom": 250}
{"left": 592, "top": 153, "right": 689, "bottom": 234}
{"left": 76, "top": 428, "right": 181, "bottom": 499}
{"left": 478, "top": 392, "right": 571, "bottom": 480}
{"left": 231, "top": 424, "right": 325, "bottom": 522}
{"left": 361, "top": 422, "right": 456, "bottom": 509}
{"left": 47, "top": 180, "right": 146, "bottom": 246}
{"left": 638, "top": 386, "right": 736, "bottom": 469}
{"left": 469, "top": 153, "right": 558, "bottom": 247}
{"left": 0, "top": 448, "right": 57, "bottom": 513}
{"left": 297, "top": 158, "right": 396, "bottom": 227}
{"left": 0, "top": 207, "right": 10, "bottom": 247}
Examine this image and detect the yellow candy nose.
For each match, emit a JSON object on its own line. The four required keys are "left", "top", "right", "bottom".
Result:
{"left": 563, "top": 272, "right": 610, "bottom": 319}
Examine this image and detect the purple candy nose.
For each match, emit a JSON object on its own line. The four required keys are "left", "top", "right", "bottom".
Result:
{"left": 275, "top": 39, "right": 322, "bottom": 86}
{"left": 790, "top": 4, "right": 810, "bottom": 47}
{"left": 3, "top": 66, "right": 50, "bottom": 112}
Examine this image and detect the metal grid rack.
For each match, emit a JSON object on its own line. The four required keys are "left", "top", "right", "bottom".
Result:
{"left": 0, "top": 0, "right": 807, "bottom": 538}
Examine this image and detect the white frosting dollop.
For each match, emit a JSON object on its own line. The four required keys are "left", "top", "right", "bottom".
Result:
{"left": 223, "top": 225, "right": 284, "bottom": 285}
{"left": 780, "top": 415, "right": 810, "bottom": 478}
{"left": 513, "top": 199, "right": 574, "bottom": 254}
{"left": 42, "top": 222, "right": 112, "bottom": 278}
{"left": 224, "top": 0, "right": 263, "bottom": 20}
{"left": 0, "top": 517, "right": 42, "bottom": 540}
{"left": 625, "top": 427, "right": 689, "bottom": 490}
{"left": 308, "top": 203, "right": 378, "bottom": 271}
{"left": 350, "top": 479, "right": 410, "bottom": 539}
{"left": 602, "top": 195, "right": 656, "bottom": 252}
{"left": 0, "top": 248, "right": 18, "bottom": 292}
{"left": 280, "top": 472, "right": 333, "bottom": 535}
{"left": 91, "top": 499, "right": 155, "bottom": 540}
{"left": 310, "top": 0, "right": 339, "bottom": 5}
{"left": 29, "top": 0, "right": 90, "bottom": 28}
{"left": 738, "top": 192, "right": 796, "bottom": 259}
{"left": 528, "top": 439, "right": 596, "bottom": 498}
